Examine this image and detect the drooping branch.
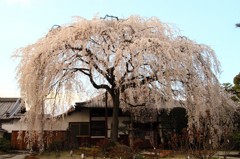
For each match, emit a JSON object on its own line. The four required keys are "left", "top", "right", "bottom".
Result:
{"left": 119, "top": 53, "right": 135, "bottom": 85}
{"left": 15, "top": 15, "right": 238, "bottom": 150}
{"left": 85, "top": 48, "right": 115, "bottom": 85}
{"left": 121, "top": 97, "right": 146, "bottom": 108}
{"left": 120, "top": 75, "right": 157, "bottom": 92}
{"left": 64, "top": 43, "right": 115, "bottom": 86}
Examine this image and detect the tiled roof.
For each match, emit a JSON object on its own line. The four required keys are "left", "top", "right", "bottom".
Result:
{"left": 75, "top": 92, "right": 184, "bottom": 110}
{"left": 0, "top": 98, "right": 25, "bottom": 120}
{"left": 75, "top": 92, "right": 113, "bottom": 109}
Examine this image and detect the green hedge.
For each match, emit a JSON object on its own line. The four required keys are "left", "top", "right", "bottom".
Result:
{"left": 0, "top": 138, "right": 10, "bottom": 152}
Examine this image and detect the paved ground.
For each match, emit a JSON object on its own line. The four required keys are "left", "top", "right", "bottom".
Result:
{"left": 214, "top": 156, "right": 240, "bottom": 159}
{"left": 0, "top": 154, "right": 28, "bottom": 159}
{"left": 214, "top": 151, "right": 240, "bottom": 159}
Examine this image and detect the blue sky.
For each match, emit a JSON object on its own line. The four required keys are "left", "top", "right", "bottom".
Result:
{"left": 0, "top": 0, "right": 240, "bottom": 97}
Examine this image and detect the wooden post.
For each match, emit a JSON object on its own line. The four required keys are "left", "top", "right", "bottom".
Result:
{"left": 105, "top": 91, "right": 108, "bottom": 138}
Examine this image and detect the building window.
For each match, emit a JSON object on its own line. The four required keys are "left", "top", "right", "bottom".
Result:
{"left": 69, "top": 122, "right": 89, "bottom": 137}
{"left": 91, "top": 121, "right": 105, "bottom": 136}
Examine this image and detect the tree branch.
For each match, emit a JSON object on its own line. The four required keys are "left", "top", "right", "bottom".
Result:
{"left": 85, "top": 48, "right": 114, "bottom": 85}
{"left": 88, "top": 70, "right": 111, "bottom": 92}
{"left": 101, "top": 14, "right": 119, "bottom": 21}
{"left": 66, "top": 67, "right": 111, "bottom": 92}
{"left": 120, "top": 75, "right": 157, "bottom": 92}
{"left": 50, "top": 25, "right": 61, "bottom": 31}
{"left": 70, "top": 68, "right": 90, "bottom": 76}
{"left": 121, "top": 98, "right": 146, "bottom": 107}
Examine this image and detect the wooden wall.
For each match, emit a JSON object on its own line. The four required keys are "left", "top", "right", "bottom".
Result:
{"left": 11, "top": 131, "right": 66, "bottom": 150}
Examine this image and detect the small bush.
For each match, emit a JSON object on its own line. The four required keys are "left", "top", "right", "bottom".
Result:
{"left": 46, "top": 140, "right": 63, "bottom": 152}
{"left": 133, "top": 138, "right": 144, "bottom": 150}
{"left": 108, "top": 144, "right": 132, "bottom": 159}
{"left": 231, "top": 132, "right": 240, "bottom": 150}
{"left": 0, "top": 138, "right": 10, "bottom": 152}
{"left": 134, "top": 153, "right": 146, "bottom": 159}
{"left": 96, "top": 139, "right": 116, "bottom": 155}
{"left": 76, "top": 147, "right": 101, "bottom": 157}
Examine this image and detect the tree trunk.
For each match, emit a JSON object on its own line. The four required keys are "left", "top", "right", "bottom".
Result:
{"left": 129, "top": 111, "right": 134, "bottom": 148}
{"left": 39, "top": 119, "right": 44, "bottom": 153}
{"left": 110, "top": 90, "right": 120, "bottom": 142}
{"left": 39, "top": 101, "right": 45, "bottom": 153}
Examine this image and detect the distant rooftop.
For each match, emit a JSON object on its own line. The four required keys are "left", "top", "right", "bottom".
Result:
{"left": 75, "top": 92, "right": 113, "bottom": 109}
{"left": 0, "top": 98, "right": 25, "bottom": 120}
{"left": 0, "top": 98, "right": 19, "bottom": 102}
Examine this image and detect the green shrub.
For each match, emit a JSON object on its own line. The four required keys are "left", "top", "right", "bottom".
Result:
{"left": 232, "top": 132, "right": 240, "bottom": 149}
{"left": 46, "top": 140, "right": 63, "bottom": 152}
{"left": 0, "top": 138, "right": 10, "bottom": 152}
{"left": 232, "top": 132, "right": 240, "bottom": 141}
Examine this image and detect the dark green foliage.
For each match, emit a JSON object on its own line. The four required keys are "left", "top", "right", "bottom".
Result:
{"left": 170, "top": 107, "right": 188, "bottom": 134}
{"left": 223, "top": 73, "right": 240, "bottom": 102}
{"left": 222, "top": 73, "right": 240, "bottom": 152}
{"left": 222, "top": 75, "right": 240, "bottom": 132}
{"left": 46, "top": 140, "right": 63, "bottom": 152}
{"left": 3, "top": 133, "right": 11, "bottom": 141}
{"left": 233, "top": 73, "right": 240, "bottom": 99}
{"left": 232, "top": 132, "right": 240, "bottom": 149}
{"left": 0, "top": 138, "right": 10, "bottom": 152}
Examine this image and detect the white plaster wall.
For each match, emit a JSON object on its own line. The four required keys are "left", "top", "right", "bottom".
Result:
{"left": 2, "top": 110, "right": 129, "bottom": 138}
{"left": 2, "top": 110, "right": 90, "bottom": 132}
{"left": 45, "top": 110, "right": 90, "bottom": 130}
{"left": 2, "top": 119, "right": 28, "bottom": 133}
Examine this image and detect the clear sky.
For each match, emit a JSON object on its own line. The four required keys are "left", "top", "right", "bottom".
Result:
{"left": 0, "top": 0, "right": 239, "bottom": 97}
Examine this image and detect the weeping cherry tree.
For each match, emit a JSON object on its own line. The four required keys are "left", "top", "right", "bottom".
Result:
{"left": 16, "top": 15, "right": 237, "bottom": 151}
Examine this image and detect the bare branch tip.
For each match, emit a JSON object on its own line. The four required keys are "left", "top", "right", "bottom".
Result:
{"left": 101, "top": 14, "right": 119, "bottom": 21}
